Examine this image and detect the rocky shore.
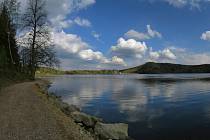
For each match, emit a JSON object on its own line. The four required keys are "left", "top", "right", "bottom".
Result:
{"left": 36, "top": 80, "right": 132, "bottom": 140}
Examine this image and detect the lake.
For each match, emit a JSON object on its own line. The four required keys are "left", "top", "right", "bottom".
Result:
{"left": 47, "top": 74, "right": 210, "bottom": 140}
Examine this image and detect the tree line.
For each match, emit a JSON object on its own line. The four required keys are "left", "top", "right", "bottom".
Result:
{"left": 0, "top": 0, "right": 59, "bottom": 80}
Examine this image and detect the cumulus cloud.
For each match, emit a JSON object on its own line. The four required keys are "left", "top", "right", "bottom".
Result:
{"left": 14, "top": 0, "right": 210, "bottom": 69}
{"left": 201, "top": 31, "right": 210, "bottom": 41}
{"left": 161, "top": 48, "right": 177, "bottom": 59}
{"left": 47, "top": 0, "right": 95, "bottom": 29}
{"left": 148, "top": 47, "right": 210, "bottom": 65}
{"left": 52, "top": 31, "right": 88, "bottom": 54}
{"left": 124, "top": 25, "right": 162, "bottom": 41}
{"left": 111, "top": 56, "right": 127, "bottom": 66}
{"left": 149, "top": 48, "right": 176, "bottom": 61}
{"left": 149, "top": 51, "right": 160, "bottom": 60}
{"left": 79, "top": 49, "right": 108, "bottom": 63}
{"left": 52, "top": 31, "right": 126, "bottom": 69}
{"left": 111, "top": 38, "right": 148, "bottom": 59}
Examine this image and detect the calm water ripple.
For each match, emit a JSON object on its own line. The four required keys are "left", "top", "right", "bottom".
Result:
{"left": 46, "top": 74, "right": 210, "bottom": 140}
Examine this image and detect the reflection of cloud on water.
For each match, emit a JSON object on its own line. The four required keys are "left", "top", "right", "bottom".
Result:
{"left": 49, "top": 75, "right": 129, "bottom": 108}
{"left": 112, "top": 80, "right": 210, "bottom": 123}
{"left": 48, "top": 75, "right": 210, "bottom": 124}
{"left": 61, "top": 78, "right": 109, "bottom": 108}
{"left": 111, "top": 83, "right": 167, "bottom": 123}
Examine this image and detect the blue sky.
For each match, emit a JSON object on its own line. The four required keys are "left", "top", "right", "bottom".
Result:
{"left": 18, "top": 0, "right": 210, "bottom": 70}
{"left": 70, "top": 0, "right": 210, "bottom": 51}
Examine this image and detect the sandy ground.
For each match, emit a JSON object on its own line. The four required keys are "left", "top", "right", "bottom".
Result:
{"left": 0, "top": 81, "right": 94, "bottom": 140}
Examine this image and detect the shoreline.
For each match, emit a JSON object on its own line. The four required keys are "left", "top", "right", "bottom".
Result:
{"left": 36, "top": 79, "right": 132, "bottom": 140}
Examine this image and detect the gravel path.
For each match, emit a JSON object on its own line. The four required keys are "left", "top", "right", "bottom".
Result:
{"left": 0, "top": 81, "right": 94, "bottom": 140}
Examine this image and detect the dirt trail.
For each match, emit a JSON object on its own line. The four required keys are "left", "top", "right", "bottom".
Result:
{"left": 0, "top": 81, "right": 93, "bottom": 140}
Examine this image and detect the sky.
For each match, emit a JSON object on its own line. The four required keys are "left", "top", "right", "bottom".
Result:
{"left": 16, "top": 0, "right": 210, "bottom": 69}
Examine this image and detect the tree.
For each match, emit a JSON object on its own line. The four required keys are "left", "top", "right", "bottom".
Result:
{"left": 0, "top": 1, "right": 20, "bottom": 70}
{"left": 21, "top": 0, "right": 59, "bottom": 79}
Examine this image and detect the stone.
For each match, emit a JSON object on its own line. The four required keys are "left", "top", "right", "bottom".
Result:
{"left": 94, "top": 122, "right": 128, "bottom": 140}
{"left": 71, "top": 111, "right": 102, "bottom": 128}
{"left": 58, "top": 102, "right": 80, "bottom": 115}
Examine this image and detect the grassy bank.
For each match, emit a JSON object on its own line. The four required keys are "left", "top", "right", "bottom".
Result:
{"left": 36, "top": 67, "right": 121, "bottom": 76}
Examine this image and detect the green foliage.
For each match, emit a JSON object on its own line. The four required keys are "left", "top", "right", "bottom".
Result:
{"left": 36, "top": 67, "right": 65, "bottom": 76}
{"left": 36, "top": 67, "right": 120, "bottom": 76}
{"left": 65, "top": 70, "right": 120, "bottom": 75}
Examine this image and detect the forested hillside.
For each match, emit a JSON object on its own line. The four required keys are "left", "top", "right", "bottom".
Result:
{"left": 121, "top": 62, "right": 210, "bottom": 74}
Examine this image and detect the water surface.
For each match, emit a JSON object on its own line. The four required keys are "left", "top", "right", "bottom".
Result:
{"left": 47, "top": 74, "right": 210, "bottom": 140}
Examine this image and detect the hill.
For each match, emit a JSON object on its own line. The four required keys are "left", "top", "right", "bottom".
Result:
{"left": 121, "top": 62, "right": 210, "bottom": 74}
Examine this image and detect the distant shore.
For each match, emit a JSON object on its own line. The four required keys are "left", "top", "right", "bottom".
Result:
{"left": 36, "top": 62, "right": 210, "bottom": 77}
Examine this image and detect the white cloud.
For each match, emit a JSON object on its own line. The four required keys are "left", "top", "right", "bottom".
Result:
{"left": 147, "top": 25, "right": 162, "bottom": 38}
{"left": 149, "top": 51, "right": 160, "bottom": 60}
{"left": 165, "top": 0, "right": 188, "bottom": 8}
{"left": 74, "top": 17, "right": 91, "bottom": 27}
{"left": 149, "top": 48, "right": 176, "bottom": 60}
{"left": 15, "top": 0, "right": 210, "bottom": 69}
{"left": 175, "top": 49, "right": 210, "bottom": 65}
{"left": 183, "top": 53, "right": 210, "bottom": 64}
{"left": 78, "top": 49, "right": 126, "bottom": 66}
{"left": 124, "top": 30, "right": 150, "bottom": 41}
{"left": 18, "top": 0, "right": 95, "bottom": 29}
{"left": 161, "top": 48, "right": 177, "bottom": 59}
{"left": 16, "top": 0, "right": 95, "bottom": 29}
{"left": 75, "top": 0, "right": 96, "bottom": 9}
{"left": 91, "top": 31, "right": 101, "bottom": 40}
{"left": 149, "top": 47, "right": 210, "bottom": 65}
{"left": 79, "top": 49, "right": 108, "bottom": 63}
{"left": 52, "top": 31, "right": 126, "bottom": 69}
{"left": 111, "top": 38, "right": 148, "bottom": 59}
{"left": 201, "top": 31, "right": 210, "bottom": 41}
{"left": 124, "top": 25, "right": 162, "bottom": 41}
{"left": 15, "top": 0, "right": 128, "bottom": 69}
{"left": 52, "top": 31, "right": 88, "bottom": 54}
{"left": 47, "top": 0, "right": 95, "bottom": 29}
{"left": 163, "top": 0, "right": 210, "bottom": 9}
{"left": 111, "top": 56, "right": 127, "bottom": 66}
